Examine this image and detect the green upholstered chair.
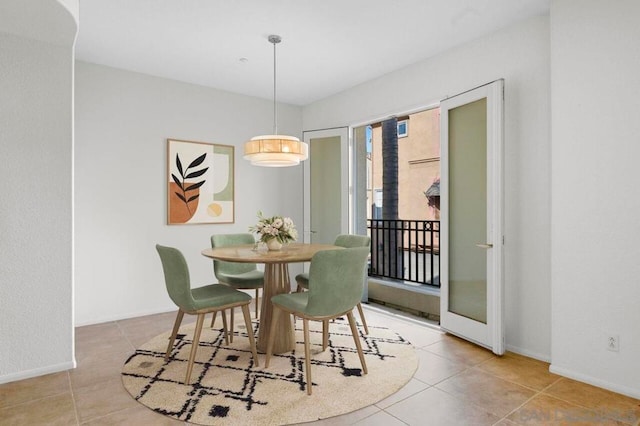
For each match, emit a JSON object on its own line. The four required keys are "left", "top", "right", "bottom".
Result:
{"left": 265, "top": 246, "right": 370, "bottom": 395}
{"left": 210, "top": 233, "right": 265, "bottom": 341}
{"left": 295, "top": 234, "right": 371, "bottom": 334}
{"left": 156, "top": 244, "right": 259, "bottom": 384}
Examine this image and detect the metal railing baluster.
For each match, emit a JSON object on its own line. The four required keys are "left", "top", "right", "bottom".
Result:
{"left": 366, "top": 219, "right": 440, "bottom": 287}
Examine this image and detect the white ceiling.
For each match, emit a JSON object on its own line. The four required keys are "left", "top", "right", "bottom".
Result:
{"left": 75, "top": 0, "right": 550, "bottom": 106}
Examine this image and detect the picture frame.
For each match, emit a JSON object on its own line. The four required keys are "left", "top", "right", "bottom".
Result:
{"left": 167, "top": 138, "right": 234, "bottom": 225}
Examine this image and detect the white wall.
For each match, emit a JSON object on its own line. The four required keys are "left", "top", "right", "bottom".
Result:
{"left": 550, "top": 0, "right": 640, "bottom": 398}
{"left": 0, "top": 0, "right": 77, "bottom": 383}
{"left": 74, "top": 62, "right": 303, "bottom": 325}
{"left": 304, "top": 16, "right": 552, "bottom": 360}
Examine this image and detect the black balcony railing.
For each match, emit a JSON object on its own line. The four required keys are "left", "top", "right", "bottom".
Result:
{"left": 367, "top": 219, "right": 440, "bottom": 287}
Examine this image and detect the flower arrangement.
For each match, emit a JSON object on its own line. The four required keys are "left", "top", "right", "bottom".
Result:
{"left": 249, "top": 211, "right": 298, "bottom": 244}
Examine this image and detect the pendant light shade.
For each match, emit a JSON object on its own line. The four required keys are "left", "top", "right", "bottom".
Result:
{"left": 244, "top": 35, "right": 308, "bottom": 167}
{"left": 244, "top": 134, "right": 308, "bottom": 167}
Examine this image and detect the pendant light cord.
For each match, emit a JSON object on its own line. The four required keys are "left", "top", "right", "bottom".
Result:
{"left": 273, "top": 38, "right": 277, "bottom": 135}
{"left": 268, "top": 35, "right": 282, "bottom": 135}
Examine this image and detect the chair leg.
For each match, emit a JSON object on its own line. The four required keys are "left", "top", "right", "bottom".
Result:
{"left": 303, "top": 318, "right": 312, "bottom": 395}
{"left": 265, "top": 306, "right": 281, "bottom": 368}
{"left": 165, "top": 309, "right": 185, "bottom": 361}
{"left": 212, "top": 310, "right": 232, "bottom": 343}
{"left": 241, "top": 304, "right": 259, "bottom": 367}
{"left": 229, "top": 308, "right": 235, "bottom": 343}
{"left": 347, "top": 311, "right": 368, "bottom": 375}
{"left": 255, "top": 289, "right": 260, "bottom": 319}
{"left": 221, "top": 310, "right": 229, "bottom": 346}
{"left": 185, "top": 313, "right": 205, "bottom": 384}
{"left": 322, "top": 320, "right": 329, "bottom": 351}
{"left": 356, "top": 303, "right": 369, "bottom": 335}
{"left": 296, "top": 284, "right": 304, "bottom": 293}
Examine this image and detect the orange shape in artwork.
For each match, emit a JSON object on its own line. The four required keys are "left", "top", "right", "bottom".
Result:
{"left": 169, "top": 182, "right": 200, "bottom": 223}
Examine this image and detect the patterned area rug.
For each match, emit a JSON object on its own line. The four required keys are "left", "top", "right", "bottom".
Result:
{"left": 121, "top": 316, "right": 418, "bottom": 425}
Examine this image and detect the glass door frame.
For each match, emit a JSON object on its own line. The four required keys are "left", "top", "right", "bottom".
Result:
{"left": 302, "top": 127, "right": 350, "bottom": 244}
{"left": 440, "top": 79, "right": 505, "bottom": 355}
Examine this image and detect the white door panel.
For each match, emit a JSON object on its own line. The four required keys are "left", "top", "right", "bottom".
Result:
{"left": 440, "top": 80, "right": 504, "bottom": 355}
{"left": 302, "top": 128, "right": 349, "bottom": 244}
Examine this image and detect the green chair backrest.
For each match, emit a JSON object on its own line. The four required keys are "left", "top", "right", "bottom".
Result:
{"left": 334, "top": 234, "right": 371, "bottom": 249}
{"left": 156, "top": 245, "right": 196, "bottom": 311}
{"left": 211, "top": 233, "right": 258, "bottom": 277}
{"left": 306, "top": 247, "right": 370, "bottom": 317}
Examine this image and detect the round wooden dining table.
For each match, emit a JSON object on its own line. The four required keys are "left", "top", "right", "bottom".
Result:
{"left": 201, "top": 243, "right": 340, "bottom": 354}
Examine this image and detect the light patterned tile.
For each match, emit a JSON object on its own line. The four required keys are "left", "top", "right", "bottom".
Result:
{"left": 117, "top": 311, "right": 181, "bottom": 331}
{"left": 118, "top": 312, "right": 200, "bottom": 349}
{"left": 69, "top": 347, "right": 132, "bottom": 389}
{"left": 75, "top": 322, "right": 131, "bottom": 361}
{"left": 0, "top": 392, "right": 77, "bottom": 426}
{"left": 375, "top": 378, "right": 430, "bottom": 409}
{"left": 73, "top": 378, "right": 139, "bottom": 423}
{"left": 412, "top": 348, "right": 468, "bottom": 385}
{"left": 476, "top": 351, "right": 560, "bottom": 391}
{"left": 0, "top": 371, "right": 70, "bottom": 409}
{"left": 81, "top": 404, "right": 184, "bottom": 425}
{"left": 423, "top": 334, "right": 496, "bottom": 366}
{"left": 75, "top": 322, "right": 121, "bottom": 343}
{"left": 298, "top": 405, "right": 380, "bottom": 425}
{"left": 436, "top": 368, "right": 536, "bottom": 417}
{"left": 507, "top": 393, "right": 629, "bottom": 425}
{"left": 544, "top": 378, "right": 640, "bottom": 425}
{"left": 386, "top": 387, "right": 500, "bottom": 426}
{"left": 493, "top": 418, "right": 521, "bottom": 426}
{"left": 393, "top": 323, "right": 447, "bottom": 348}
{"left": 354, "top": 410, "right": 407, "bottom": 425}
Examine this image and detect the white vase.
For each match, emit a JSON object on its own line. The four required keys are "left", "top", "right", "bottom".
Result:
{"left": 266, "top": 239, "right": 283, "bottom": 251}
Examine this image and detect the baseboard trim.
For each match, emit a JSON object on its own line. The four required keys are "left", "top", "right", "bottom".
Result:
{"left": 75, "top": 306, "right": 177, "bottom": 327}
{"left": 0, "top": 360, "right": 77, "bottom": 385}
{"left": 549, "top": 364, "right": 640, "bottom": 399}
{"left": 505, "top": 344, "right": 551, "bottom": 363}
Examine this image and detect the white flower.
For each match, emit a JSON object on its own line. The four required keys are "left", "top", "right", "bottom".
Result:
{"left": 249, "top": 212, "right": 297, "bottom": 244}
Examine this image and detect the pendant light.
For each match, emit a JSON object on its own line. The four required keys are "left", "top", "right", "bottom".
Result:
{"left": 244, "top": 35, "right": 308, "bottom": 167}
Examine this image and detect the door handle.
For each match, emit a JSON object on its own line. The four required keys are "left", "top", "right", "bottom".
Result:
{"left": 476, "top": 243, "right": 493, "bottom": 249}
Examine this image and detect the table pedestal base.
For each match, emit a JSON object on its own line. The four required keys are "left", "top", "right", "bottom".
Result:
{"left": 257, "top": 263, "right": 295, "bottom": 354}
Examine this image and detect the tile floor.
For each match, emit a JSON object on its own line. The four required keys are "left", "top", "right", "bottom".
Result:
{"left": 1, "top": 303, "right": 639, "bottom": 426}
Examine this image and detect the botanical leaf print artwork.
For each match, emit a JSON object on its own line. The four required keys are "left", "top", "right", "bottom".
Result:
{"left": 172, "top": 152, "right": 208, "bottom": 219}
{"left": 167, "top": 139, "right": 234, "bottom": 224}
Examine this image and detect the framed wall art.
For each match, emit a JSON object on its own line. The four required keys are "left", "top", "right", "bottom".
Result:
{"left": 167, "top": 139, "right": 234, "bottom": 225}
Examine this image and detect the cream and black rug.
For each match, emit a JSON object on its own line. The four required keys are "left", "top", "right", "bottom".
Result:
{"left": 122, "top": 316, "right": 418, "bottom": 425}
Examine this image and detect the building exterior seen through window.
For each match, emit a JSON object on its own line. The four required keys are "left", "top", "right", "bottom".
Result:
{"left": 366, "top": 108, "right": 441, "bottom": 222}
{"left": 360, "top": 107, "right": 441, "bottom": 287}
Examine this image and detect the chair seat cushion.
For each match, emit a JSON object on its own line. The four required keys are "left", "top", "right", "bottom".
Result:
{"left": 217, "top": 270, "right": 264, "bottom": 289}
{"left": 271, "top": 292, "right": 309, "bottom": 314}
{"left": 191, "top": 284, "right": 252, "bottom": 310}
{"left": 294, "top": 272, "right": 309, "bottom": 289}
